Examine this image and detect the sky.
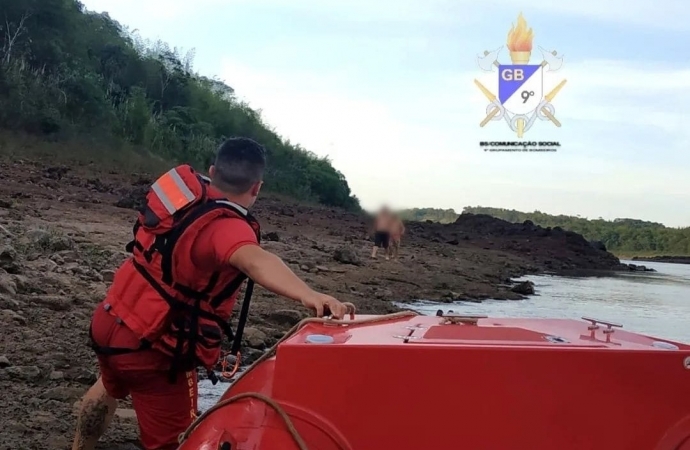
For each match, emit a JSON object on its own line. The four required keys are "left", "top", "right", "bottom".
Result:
{"left": 81, "top": 0, "right": 690, "bottom": 227}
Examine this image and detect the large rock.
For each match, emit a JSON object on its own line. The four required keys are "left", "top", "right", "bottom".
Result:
{"left": 511, "top": 280, "right": 535, "bottom": 295}
{"left": 263, "top": 231, "right": 280, "bottom": 242}
{"left": 243, "top": 327, "right": 268, "bottom": 349}
{"left": 333, "top": 246, "right": 362, "bottom": 266}
{"left": 101, "top": 269, "right": 116, "bottom": 282}
{"left": 65, "top": 367, "right": 97, "bottom": 385}
{"left": 0, "top": 276, "right": 17, "bottom": 295}
{"left": 4, "top": 365, "right": 41, "bottom": 381}
{"left": 627, "top": 263, "right": 656, "bottom": 272}
{"left": 240, "top": 348, "right": 265, "bottom": 366}
{"left": 32, "top": 295, "right": 73, "bottom": 311}
{"left": 0, "top": 245, "right": 19, "bottom": 273}
{"left": 30, "top": 258, "right": 59, "bottom": 273}
{"left": 41, "top": 386, "right": 85, "bottom": 402}
{"left": 115, "top": 185, "right": 148, "bottom": 210}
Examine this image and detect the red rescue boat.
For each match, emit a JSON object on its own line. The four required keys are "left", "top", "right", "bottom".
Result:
{"left": 178, "top": 311, "right": 690, "bottom": 450}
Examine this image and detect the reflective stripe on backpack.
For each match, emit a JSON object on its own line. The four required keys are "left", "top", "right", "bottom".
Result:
{"left": 150, "top": 167, "right": 198, "bottom": 215}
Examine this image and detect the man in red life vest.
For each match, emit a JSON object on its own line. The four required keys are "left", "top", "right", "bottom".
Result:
{"left": 71, "top": 137, "right": 347, "bottom": 450}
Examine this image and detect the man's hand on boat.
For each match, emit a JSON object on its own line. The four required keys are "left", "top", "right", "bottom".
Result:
{"left": 298, "top": 291, "right": 347, "bottom": 319}
{"left": 230, "top": 245, "right": 348, "bottom": 319}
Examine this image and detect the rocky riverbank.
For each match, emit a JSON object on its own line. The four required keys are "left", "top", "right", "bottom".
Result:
{"left": 0, "top": 159, "right": 628, "bottom": 449}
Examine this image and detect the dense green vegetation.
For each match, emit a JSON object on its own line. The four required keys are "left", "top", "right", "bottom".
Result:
{"left": 398, "top": 208, "right": 460, "bottom": 224}
{"left": 398, "top": 206, "right": 690, "bottom": 255}
{"left": 0, "top": 0, "right": 359, "bottom": 210}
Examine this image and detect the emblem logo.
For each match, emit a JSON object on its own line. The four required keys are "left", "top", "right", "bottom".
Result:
{"left": 475, "top": 13, "right": 567, "bottom": 138}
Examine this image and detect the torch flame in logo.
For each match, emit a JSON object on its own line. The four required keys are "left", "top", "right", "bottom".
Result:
{"left": 507, "top": 12, "right": 534, "bottom": 52}
{"left": 506, "top": 13, "right": 533, "bottom": 64}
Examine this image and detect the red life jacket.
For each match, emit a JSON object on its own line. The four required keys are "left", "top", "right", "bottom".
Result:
{"left": 91, "top": 164, "right": 260, "bottom": 378}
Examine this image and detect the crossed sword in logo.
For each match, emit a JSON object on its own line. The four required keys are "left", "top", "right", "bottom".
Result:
{"left": 474, "top": 47, "right": 567, "bottom": 136}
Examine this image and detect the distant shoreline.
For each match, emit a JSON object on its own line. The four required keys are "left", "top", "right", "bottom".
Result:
{"left": 631, "top": 256, "right": 690, "bottom": 265}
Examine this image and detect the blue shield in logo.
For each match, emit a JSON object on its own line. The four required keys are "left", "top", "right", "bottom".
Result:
{"left": 498, "top": 65, "right": 543, "bottom": 115}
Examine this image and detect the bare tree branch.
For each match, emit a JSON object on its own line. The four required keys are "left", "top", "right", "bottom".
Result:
{"left": 2, "top": 12, "right": 31, "bottom": 65}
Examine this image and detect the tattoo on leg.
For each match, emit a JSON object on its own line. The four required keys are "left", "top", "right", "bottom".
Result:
{"left": 75, "top": 395, "right": 109, "bottom": 448}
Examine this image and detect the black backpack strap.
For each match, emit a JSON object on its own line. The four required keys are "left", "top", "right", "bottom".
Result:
{"left": 230, "top": 279, "right": 255, "bottom": 356}
{"left": 227, "top": 213, "right": 260, "bottom": 356}
{"left": 209, "top": 274, "right": 247, "bottom": 308}
{"left": 125, "top": 221, "right": 143, "bottom": 254}
{"left": 166, "top": 297, "right": 210, "bottom": 384}
{"left": 184, "top": 297, "right": 202, "bottom": 378}
{"left": 167, "top": 315, "right": 190, "bottom": 383}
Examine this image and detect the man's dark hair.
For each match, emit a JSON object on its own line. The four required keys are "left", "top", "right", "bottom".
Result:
{"left": 212, "top": 137, "right": 266, "bottom": 194}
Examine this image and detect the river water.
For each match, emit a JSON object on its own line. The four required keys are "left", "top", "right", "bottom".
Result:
{"left": 407, "top": 260, "right": 690, "bottom": 344}
{"left": 198, "top": 260, "right": 690, "bottom": 409}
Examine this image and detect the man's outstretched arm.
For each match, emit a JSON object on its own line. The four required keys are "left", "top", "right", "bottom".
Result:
{"left": 229, "top": 245, "right": 347, "bottom": 319}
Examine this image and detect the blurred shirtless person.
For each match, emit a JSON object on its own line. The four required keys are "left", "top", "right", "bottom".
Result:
{"left": 388, "top": 214, "right": 405, "bottom": 260}
{"left": 371, "top": 206, "right": 393, "bottom": 260}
